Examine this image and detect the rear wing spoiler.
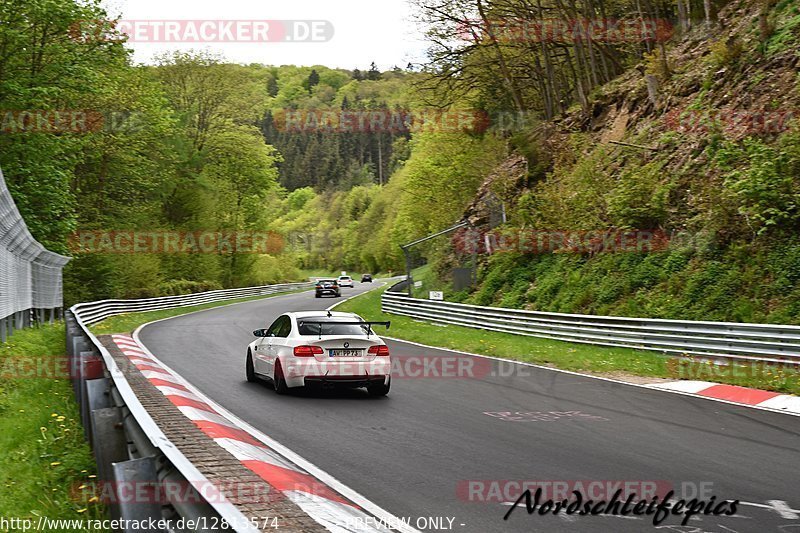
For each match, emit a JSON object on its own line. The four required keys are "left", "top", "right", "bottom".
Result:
{"left": 297, "top": 320, "right": 391, "bottom": 338}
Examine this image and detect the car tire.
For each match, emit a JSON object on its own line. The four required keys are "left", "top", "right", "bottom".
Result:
{"left": 246, "top": 351, "right": 256, "bottom": 383}
{"left": 367, "top": 378, "right": 390, "bottom": 397}
{"left": 315, "top": 293, "right": 320, "bottom": 298}
{"left": 273, "top": 360, "right": 289, "bottom": 395}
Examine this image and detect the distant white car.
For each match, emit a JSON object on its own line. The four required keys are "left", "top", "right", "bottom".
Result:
{"left": 246, "top": 311, "right": 391, "bottom": 396}
{"left": 337, "top": 275, "right": 354, "bottom": 288}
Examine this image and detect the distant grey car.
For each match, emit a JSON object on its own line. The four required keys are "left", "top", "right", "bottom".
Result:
{"left": 315, "top": 279, "right": 340, "bottom": 298}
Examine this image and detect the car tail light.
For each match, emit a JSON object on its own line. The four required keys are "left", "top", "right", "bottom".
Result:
{"left": 368, "top": 345, "right": 390, "bottom": 356}
{"left": 294, "top": 345, "right": 324, "bottom": 357}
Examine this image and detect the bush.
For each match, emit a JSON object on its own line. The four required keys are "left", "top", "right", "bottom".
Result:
{"left": 708, "top": 37, "right": 743, "bottom": 68}
{"left": 714, "top": 132, "right": 800, "bottom": 235}
{"left": 157, "top": 279, "right": 223, "bottom": 296}
{"left": 458, "top": 237, "right": 800, "bottom": 324}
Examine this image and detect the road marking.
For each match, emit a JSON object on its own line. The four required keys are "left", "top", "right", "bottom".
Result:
{"left": 484, "top": 410, "right": 608, "bottom": 422}
{"left": 740, "top": 500, "right": 800, "bottom": 519}
{"left": 598, "top": 514, "right": 640, "bottom": 520}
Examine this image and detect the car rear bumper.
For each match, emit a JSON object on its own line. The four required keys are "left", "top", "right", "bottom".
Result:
{"left": 283, "top": 359, "right": 391, "bottom": 388}
{"left": 304, "top": 375, "right": 387, "bottom": 388}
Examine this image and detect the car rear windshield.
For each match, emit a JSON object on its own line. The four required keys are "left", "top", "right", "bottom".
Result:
{"left": 297, "top": 317, "right": 368, "bottom": 336}
{"left": 318, "top": 280, "right": 337, "bottom": 286}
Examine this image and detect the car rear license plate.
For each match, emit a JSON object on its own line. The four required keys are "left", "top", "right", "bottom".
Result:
{"left": 329, "top": 349, "right": 362, "bottom": 357}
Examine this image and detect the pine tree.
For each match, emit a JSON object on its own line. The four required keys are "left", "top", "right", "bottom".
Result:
{"left": 267, "top": 76, "right": 279, "bottom": 97}
{"left": 306, "top": 69, "right": 320, "bottom": 93}
{"left": 367, "top": 62, "right": 381, "bottom": 80}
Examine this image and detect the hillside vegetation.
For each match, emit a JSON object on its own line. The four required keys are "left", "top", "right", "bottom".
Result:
{"left": 429, "top": 0, "right": 800, "bottom": 324}
{"left": 3, "top": 0, "right": 800, "bottom": 326}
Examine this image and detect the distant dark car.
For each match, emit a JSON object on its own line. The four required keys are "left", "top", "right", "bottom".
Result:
{"left": 361, "top": 274, "right": 373, "bottom": 283}
{"left": 315, "top": 279, "right": 341, "bottom": 298}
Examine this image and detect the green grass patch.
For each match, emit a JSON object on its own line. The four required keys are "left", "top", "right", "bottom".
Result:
{"left": 0, "top": 324, "right": 107, "bottom": 526}
{"left": 764, "top": 7, "right": 800, "bottom": 56}
{"left": 90, "top": 287, "right": 311, "bottom": 335}
{"left": 335, "top": 287, "right": 800, "bottom": 396}
{"left": 410, "top": 264, "right": 436, "bottom": 298}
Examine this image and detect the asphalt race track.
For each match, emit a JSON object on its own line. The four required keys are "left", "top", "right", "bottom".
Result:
{"left": 139, "top": 284, "right": 800, "bottom": 533}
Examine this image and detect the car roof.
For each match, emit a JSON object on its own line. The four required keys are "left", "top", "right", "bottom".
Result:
{"left": 289, "top": 310, "right": 360, "bottom": 319}
{"left": 338, "top": 275, "right": 351, "bottom": 278}
{"left": 317, "top": 278, "right": 337, "bottom": 281}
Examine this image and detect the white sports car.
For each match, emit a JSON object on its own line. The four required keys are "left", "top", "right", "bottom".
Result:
{"left": 246, "top": 311, "right": 391, "bottom": 396}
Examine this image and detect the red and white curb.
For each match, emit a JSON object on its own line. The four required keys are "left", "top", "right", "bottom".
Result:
{"left": 111, "top": 334, "right": 416, "bottom": 533}
{"left": 644, "top": 380, "right": 800, "bottom": 413}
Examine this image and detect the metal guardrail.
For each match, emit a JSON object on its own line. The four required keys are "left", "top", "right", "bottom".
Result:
{"left": 75, "top": 282, "right": 314, "bottom": 325}
{"left": 67, "top": 281, "right": 314, "bottom": 532}
{"left": 381, "top": 290, "right": 800, "bottom": 365}
{"left": 0, "top": 167, "right": 69, "bottom": 341}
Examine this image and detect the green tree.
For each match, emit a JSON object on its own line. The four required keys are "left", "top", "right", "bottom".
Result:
{"left": 305, "top": 69, "right": 321, "bottom": 93}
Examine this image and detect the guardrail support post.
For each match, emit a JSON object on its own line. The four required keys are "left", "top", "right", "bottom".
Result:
{"left": 86, "top": 378, "right": 112, "bottom": 428}
{"left": 69, "top": 340, "right": 84, "bottom": 398}
{"left": 91, "top": 407, "right": 129, "bottom": 518}
{"left": 402, "top": 246, "right": 413, "bottom": 297}
{"left": 0, "top": 316, "right": 6, "bottom": 343}
{"left": 80, "top": 353, "right": 105, "bottom": 438}
{"left": 112, "top": 457, "right": 167, "bottom": 532}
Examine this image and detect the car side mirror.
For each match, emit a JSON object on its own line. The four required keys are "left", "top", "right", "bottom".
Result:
{"left": 253, "top": 329, "right": 269, "bottom": 337}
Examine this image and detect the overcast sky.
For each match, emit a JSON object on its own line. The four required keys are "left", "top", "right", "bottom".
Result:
{"left": 101, "top": 0, "right": 429, "bottom": 70}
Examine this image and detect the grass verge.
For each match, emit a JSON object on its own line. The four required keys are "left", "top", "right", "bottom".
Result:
{"left": 335, "top": 286, "right": 800, "bottom": 396}
{"left": 89, "top": 287, "right": 311, "bottom": 335}
{"left": 0, "top": 323, "right": 107, "bottom": 526}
